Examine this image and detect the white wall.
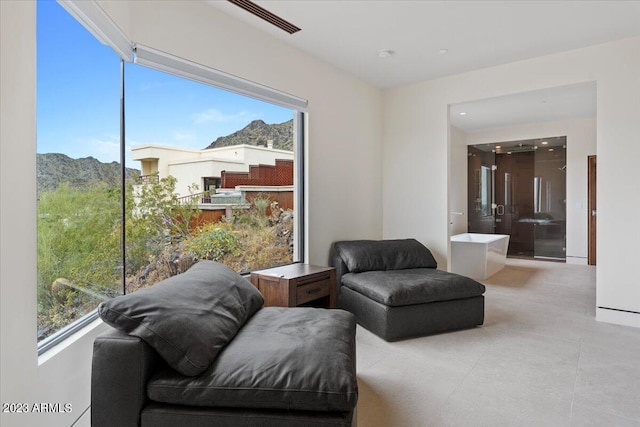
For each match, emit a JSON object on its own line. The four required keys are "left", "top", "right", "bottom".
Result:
{"left": 449, "top": 125, "right": 468, "bottom": 236}
{"left": 457, "top": 117, "right": 597, "bottom": 264}
{"left": 132, "top": 145, "right": 202, "bottom": 177}
{"left": 0, "top": 1, "right": 382, "bottom": 426}
{"left": 0, "top": 0, "right": 38, "bottom": 422}
{"left": 384, "top": 84, "right": 450, "bottom": 263}
{"left": 383, "top": 36, "right": 640, "bottom": 327}
{"left": 225, "top": 146, "right": 294, "bottom": 166}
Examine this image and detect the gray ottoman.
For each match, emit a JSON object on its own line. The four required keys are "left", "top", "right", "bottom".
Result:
{"left": 331, "top": 239, "right": 485, "bottom": 341}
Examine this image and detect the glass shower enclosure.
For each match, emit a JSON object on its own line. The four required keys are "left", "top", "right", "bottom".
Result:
{"left": 468, "top": 137, "right": 567, "bottom": 260}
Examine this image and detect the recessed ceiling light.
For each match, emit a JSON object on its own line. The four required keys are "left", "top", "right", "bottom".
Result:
{"left": 378, "top": 49, "right": 394, "bottom": 58}
{"left": 541, "top": 141, "right": 548, "bottom": 145}
{"left": 459, "top": 112, "right": 467, "bottom": 116}
{"left": 438, "top": 49, "right": 449, "bottom": 54}
{"left": 507, "top": 152, "right": 512, "bottom": 155}
{"left": 548, "top": 148, "right": 554, "bottom": 152}
{"left": 495, "top": 145, "right": 501, "bottom": 149}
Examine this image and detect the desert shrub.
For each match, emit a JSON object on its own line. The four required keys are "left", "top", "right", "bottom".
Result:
{"left": 233, "top": 212, "right": 261, "bottom": 227}
{"left": 218, "top": 202, "right": 294, "bottom": 272}
{"left": 184, "top": 223, "right": 240, "bottom": 261}
{"left": 219, "top": 225, "right": 289, "bottom": 273}
{"left": 232, "top": 195, "right": 270, "bottom": 228}
{"left": 252, "top": 195, "right": 270, "bottom": 216}
{"left": 125, "top": 174, "right": 200, "bottom": 273}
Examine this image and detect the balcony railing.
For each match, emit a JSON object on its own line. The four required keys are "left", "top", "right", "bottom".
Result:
{"left": 177, "top": 191, "right": 211, "bottom": 205}
{"left": 137, "top": 174, "right": 159, "bottom": 185}
{"left": 177, "top": 190, "right": 248, "bottom": 206}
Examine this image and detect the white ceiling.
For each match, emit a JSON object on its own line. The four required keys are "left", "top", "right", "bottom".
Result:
{"left": 208, "top": 0, "right": 639, "bottom": 130}
{"left": 449, "top": 82, "right": 597, "bottom": 132}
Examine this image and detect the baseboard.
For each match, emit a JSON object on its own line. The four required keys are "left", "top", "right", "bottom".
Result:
{"left": 596, "top": 307, "right": 640, "bottom": 328}
{"left": 565, "top": 256, "right": 588, "bottom": 265}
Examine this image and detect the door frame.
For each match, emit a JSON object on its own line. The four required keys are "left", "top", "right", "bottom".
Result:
{"left": 588, "top": 155, "right": 597, "bottom": 265}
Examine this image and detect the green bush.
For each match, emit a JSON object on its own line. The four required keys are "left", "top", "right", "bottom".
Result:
{"left": 37, "top": 183, "right": 122, "bottom": 298}
{"left": 37, "top": 182, "right": 122, "bottom": 339}
{"left": 184, "top": 224, "right": 240, "bottom": 261}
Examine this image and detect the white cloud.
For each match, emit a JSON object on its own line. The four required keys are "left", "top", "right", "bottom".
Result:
{"left": 193, "top": 109, "right": 252, "bottom": 124}
{"left": 86, "top": 138, "right": 121, "bottom": 163}
{"left": 81, "top": 137, "right": 136, "bottom": 165}
{"left": 173, "top": 131, "right": 196, "bottom": 142}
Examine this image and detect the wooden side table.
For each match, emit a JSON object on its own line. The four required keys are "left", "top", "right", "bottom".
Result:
{"left": 249, "top": 264, "right": 336, "bottom": 308}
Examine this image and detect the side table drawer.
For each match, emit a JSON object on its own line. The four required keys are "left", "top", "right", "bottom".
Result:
{"left": 296, "top": 279, "right": 330, "bottom": 305}
{"left": 250, "top": 264, "right": 336, "bottom": 308}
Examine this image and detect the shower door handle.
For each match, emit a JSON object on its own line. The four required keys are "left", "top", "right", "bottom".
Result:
{"left": 496, "top": 205, "right": 505, "bottom": 216}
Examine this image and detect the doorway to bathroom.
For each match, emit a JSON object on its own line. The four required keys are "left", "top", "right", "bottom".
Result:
{"left": 468, "top": 136, "right": 567, "bottom": 260}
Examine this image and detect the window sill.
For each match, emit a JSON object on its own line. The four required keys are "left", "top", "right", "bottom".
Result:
{"left": 38, "top": 315, "right": 107, "bottom": 366}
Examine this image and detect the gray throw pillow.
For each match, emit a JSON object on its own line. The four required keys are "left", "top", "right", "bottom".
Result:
{"left": 335, "top": 239, "right": 438, "bottom": 272}
{"left": 98, "top": 261, "right": 264, "bottom": 376}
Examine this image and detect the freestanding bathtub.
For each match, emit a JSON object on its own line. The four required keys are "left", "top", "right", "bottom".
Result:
{"left": 450, "top": 233, "right": 510, "bottom": 280}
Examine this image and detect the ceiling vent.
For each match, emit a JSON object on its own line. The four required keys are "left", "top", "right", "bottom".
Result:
{"left": 227, "top": 0, "right": 301, "bottom": 34}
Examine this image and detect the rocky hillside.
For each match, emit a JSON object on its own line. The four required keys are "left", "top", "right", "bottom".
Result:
{"left": 204, "top": 119, "right": 294, "bottom": 151}
{"left": 37, "top": 153, "right": 139, "bottom": 193}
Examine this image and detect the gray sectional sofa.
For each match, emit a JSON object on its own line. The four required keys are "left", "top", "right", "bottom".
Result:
{"left": 331, "top": 239, "right": 486, "bottom": 341}
{"left": 92, "top": 261, "right": 358, "bottom": 427}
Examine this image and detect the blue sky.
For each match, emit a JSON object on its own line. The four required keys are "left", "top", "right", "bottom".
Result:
{"left": 36, "top": 0, "right": 293, "bottom": 165}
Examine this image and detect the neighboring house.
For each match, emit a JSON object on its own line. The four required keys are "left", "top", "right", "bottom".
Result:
{"left": 132, "top": 142, "right": 294, "bottom": 195}
{"left": 132, "top": 143, "right": 295, "bottom": 223}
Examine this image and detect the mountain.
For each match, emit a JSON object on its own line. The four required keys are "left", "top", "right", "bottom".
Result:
{"left": 204, "top": 119, "right": 294, "bottom": 151}
{"left": 37, "top": 153, "right": 140, "bottom": 193}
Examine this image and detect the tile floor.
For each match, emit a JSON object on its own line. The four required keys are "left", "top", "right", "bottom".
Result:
{"left": 355, "top": 259, "right": 640, "bottom": 427}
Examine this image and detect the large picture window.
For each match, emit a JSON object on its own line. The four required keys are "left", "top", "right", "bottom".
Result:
{"left": 37, "top": 1, "right": 305, "bottom": 347}
{"left": 124, "top": 60, "right": 302, "bottom": 292}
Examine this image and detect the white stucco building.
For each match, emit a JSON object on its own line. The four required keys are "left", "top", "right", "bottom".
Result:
{"left": 131, "top": 143, "right": 294, "bottom": 196}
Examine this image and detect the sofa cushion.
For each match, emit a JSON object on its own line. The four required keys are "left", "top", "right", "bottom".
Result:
{"left": 341, "top": 269, "right": 485, "bottom": 307}
{"left": 334, "top": 239, "right": 437, "bottom": 273}
{"left": 147, "top": 307, "right": 358, "bottom": 412}
{"left": 98, "top": 261, "right": 264, "bottom": 377}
